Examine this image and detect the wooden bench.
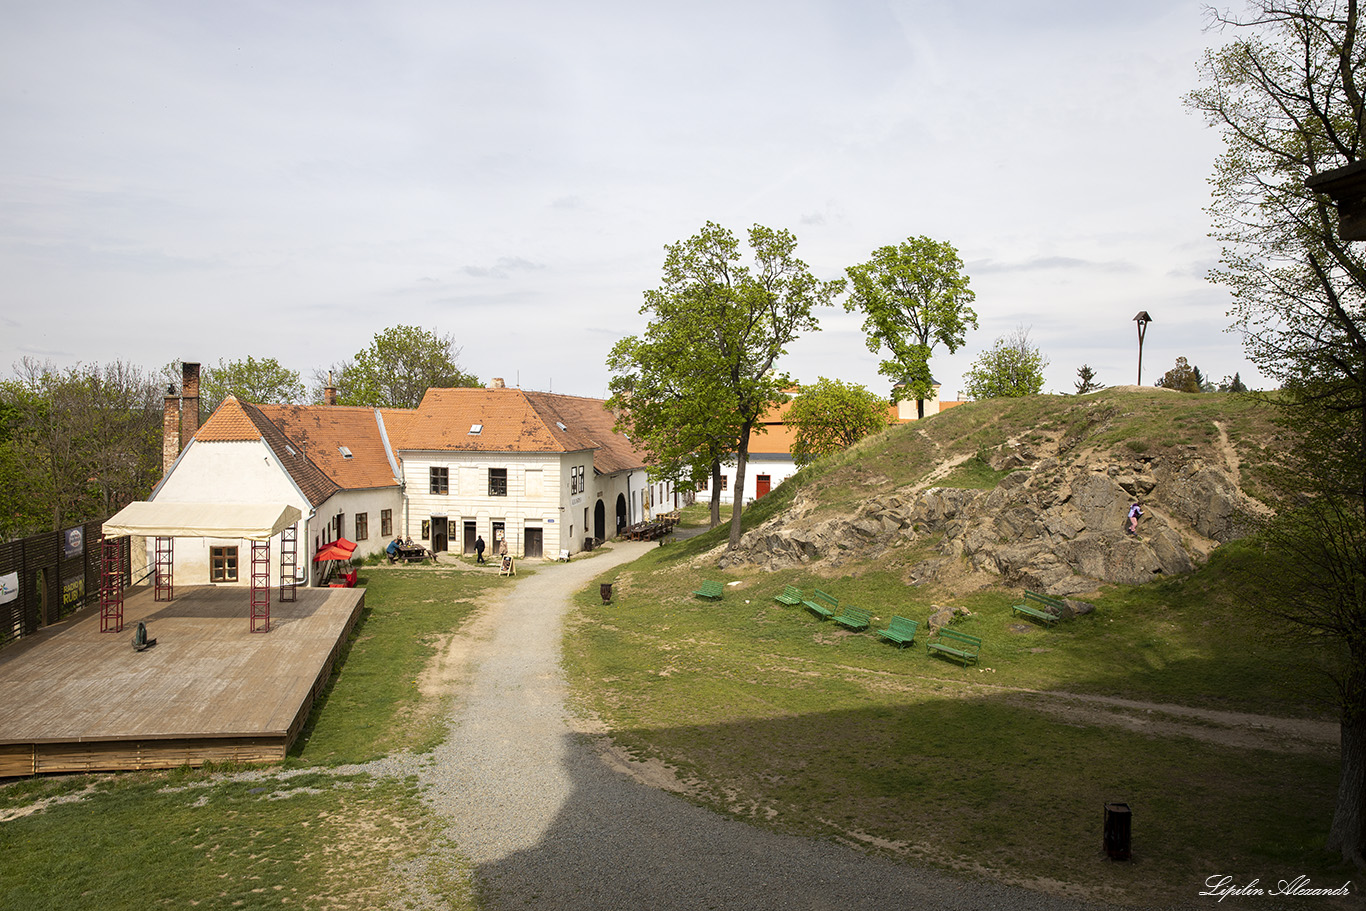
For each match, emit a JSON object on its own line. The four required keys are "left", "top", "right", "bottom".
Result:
{"left": 1013, "top": 591, "right": 1065, "bottom": 625}
{"left": 877, "top": 616, "right": 919, "bottom": 648}
{"left": 774, "top": 585, "right": 803, "bottom": 606}
{"left": 692, "top": 580, "right": 725, "bottom": 600}
{"left": 926, "top": 628, "right": 982, "bottom": 665}
{"left": 802, "top": 589, "right": 838, "bottom": 619}
{"left": 832, "top": 606, "right": 871, "bottom": 631}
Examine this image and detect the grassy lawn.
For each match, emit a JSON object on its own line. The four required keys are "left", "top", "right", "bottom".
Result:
{"left": 0, "top": 566, "right": 497, "bottom": 911}
{"left": 564, "top": 531, "right": 1354, "bottom": 907}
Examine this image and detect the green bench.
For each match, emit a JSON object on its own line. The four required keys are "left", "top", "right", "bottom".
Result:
{"left": 877, "top": 616, "right": 919, "bottom": 648}
{"left": 802, "top": 589, "right": 838, "bottom": 619}
{"left": 692, "top": 580, "right": 724, "bottom": 600}
{"left": 832, "top": 606, "right": 871, "bottom": 631}
{"left": 927, "top": 628, "right": 982, "bottom": 665}
{"left": 774, "top": 585, "right": 803, "bottom": 606}
{"left": 1013, "top": 591, "right": 1064, "bottom": 625}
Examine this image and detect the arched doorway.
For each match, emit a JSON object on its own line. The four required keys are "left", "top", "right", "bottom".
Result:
{"left": 594, "top": 499, "right": 606, "bottom": 541}
{"left": 615, "top": 494, "right": 627, "bottom": 535}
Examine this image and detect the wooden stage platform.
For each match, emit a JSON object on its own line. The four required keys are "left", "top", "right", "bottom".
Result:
{"left": 0, "top": 584, "right": 364, "bottom": 776}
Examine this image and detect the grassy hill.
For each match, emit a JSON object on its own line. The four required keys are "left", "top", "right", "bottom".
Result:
{"left": 565, "top": 389, "right": 1354, "bottom": 908}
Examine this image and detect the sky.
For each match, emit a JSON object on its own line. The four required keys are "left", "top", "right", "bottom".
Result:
{"left": 0, "top": 0, "right": 1257, "bottom": 402}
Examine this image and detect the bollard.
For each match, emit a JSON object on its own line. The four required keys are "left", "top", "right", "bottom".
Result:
{"left": 1104, "top": 802, "right": 1132, "bottom": 860}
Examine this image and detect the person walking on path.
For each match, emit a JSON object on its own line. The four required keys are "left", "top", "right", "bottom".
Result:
{"left": 415, "top": 542, "right": 1098, "bottom": 911}
{"left": 474, "top": 535, "right": 486, "bottom": 564}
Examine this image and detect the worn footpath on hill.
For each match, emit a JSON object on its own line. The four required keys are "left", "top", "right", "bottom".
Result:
{"left": 414, "top": 541, "right": 1104, "bottom": 911}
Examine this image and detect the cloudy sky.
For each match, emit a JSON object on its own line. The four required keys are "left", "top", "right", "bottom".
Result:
{"left": 1, "top": 0, "right": 1253, "bottom": 401}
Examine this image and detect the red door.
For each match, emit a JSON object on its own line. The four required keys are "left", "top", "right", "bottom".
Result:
{"left": 756, "top": 474, "right": 771, "bottom": 498}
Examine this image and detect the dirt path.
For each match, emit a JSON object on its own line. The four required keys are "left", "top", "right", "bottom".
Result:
{"left": 416, "top": 543, "right": 1102, "bottom": 911}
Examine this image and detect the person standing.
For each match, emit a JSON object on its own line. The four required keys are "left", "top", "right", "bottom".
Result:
{"left": 474, "top": 535, "right": 486, "bottom": 564}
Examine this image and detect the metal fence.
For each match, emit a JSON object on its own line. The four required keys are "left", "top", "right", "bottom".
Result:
{"left": 0, "top": 521, "right": 131, "bottom": 646}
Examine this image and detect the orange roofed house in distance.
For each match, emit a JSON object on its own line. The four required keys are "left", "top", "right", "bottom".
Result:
{"left": 151, "top": 370, "right": 674, "bottom": 588}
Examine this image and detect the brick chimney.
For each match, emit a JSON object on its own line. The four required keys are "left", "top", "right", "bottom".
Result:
{"left": 162, "top": 384, "right": 180, "bottom": 475}
{"left": 324, "top": 370, "right": 337, "bottom": 406}
{"left": 489, "top": 377, "right": 505, "bottom": 389}
{"left": 181, "top": 362, "right": 201, "bottom": 441}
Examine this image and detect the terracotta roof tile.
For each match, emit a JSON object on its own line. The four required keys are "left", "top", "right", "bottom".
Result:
{"left": 257, "top": 404, "right": 400, "bottom": 491}
{"left": 194, "top": 396, "right": 260, "bottom": 442}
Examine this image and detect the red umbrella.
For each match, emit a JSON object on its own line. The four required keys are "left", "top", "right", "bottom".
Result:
{"left": 314, "top": 542, "right": 353, "bottom": 562}
{"left": 333, "top": 537, "right": 358, "bottom": 554}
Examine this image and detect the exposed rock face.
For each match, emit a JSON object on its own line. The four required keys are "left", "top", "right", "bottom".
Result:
{"left": 718, "top": 440, "right": 1264, "bottom": 597}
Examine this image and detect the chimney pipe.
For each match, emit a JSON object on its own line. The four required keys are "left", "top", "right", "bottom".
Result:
{"left": 324, "top": 370, "right": 337, "bottom": 406}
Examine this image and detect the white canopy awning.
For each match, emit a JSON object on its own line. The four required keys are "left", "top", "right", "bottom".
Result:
{"left": 103, "top": 502, "right": 303, "bottom": 542}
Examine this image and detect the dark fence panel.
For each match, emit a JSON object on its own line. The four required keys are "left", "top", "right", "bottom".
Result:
{"left": 0, "top": 521, "right": 130, "bottom": 648}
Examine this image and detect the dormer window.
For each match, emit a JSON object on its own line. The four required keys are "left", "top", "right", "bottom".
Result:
{"left": 556, "top": 421, "right": 567, "bottom": 431}
{"left": 338, "top": 446, "right": 353, "bottom": 459}
{"left": 284, "top": 444, "right": 296, "bottom": 456}
{"left": 469, "top": 423, "right": 483, "bottom": 435}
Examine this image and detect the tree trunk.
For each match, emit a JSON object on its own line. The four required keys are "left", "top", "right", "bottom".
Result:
{"left": 727, "top": 421, "right": 754, "bottom": 550}
{"left": 1327, "top": 656, "right": 1366, "bottom": 867}
{"left": 708, "top": 459, "right": 723, "bottom": 529}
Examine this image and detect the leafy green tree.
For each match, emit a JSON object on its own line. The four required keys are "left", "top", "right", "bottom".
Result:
{"left": 1189, "top": 0, "right": 1366, "bottom": 865}
{"left": 1154, "top": 356, "right": 1202, "bottom": 393}
{"left": 844, "top": 236, "right": 978, "bottom": 418}
{"left": 785, "top": 378, "right": 891, "bottom": 468}
{"left": 0, "top": 359, "right": 162, "bottom": 535}
{"left": 1074, "top": 364, "right": 1104, "bottom": 394}
{"left": 609, "top": 222, "right": 841, "bottom": 548}
{"left": 963, "top": 327, "right": 1048, "bottom": 400}
{"left": 335, "top": 326, "right": 478, "bottom": 409}
{"left": 1220, "top": 372, "right": 1249, "bottom": 393}
{"left": 201, "top": 356, "right": 305, "bottom": 411}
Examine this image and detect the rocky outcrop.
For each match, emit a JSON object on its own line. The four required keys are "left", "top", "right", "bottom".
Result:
{"left": 718, "top": 440, "right": 1264, "bottom": 597}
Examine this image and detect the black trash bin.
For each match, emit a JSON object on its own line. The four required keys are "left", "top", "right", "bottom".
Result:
{"left": 1104, "top": 802, "right": 1132, "bottom": 860}
{"left": 583, "top": 537, "right": 594, "bottom": 552}
{"left": 600, "top": 583, "right": 613, "bottom": 605}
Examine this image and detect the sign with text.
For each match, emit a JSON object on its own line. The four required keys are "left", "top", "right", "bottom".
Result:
{"left": 62, "top": 527, "right": 84, "bottom": 559}
{"left": 0, "top": 572, "right": 17, "bottom": 605}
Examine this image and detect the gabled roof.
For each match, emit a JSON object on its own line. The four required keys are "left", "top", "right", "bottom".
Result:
{"left": 257, "top": 404, "right": 401, "bottom": 492}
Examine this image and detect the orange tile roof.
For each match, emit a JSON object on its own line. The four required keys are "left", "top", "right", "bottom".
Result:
{"left": 194, "top": 396, "right": 261, "bottom": 442}
{"left": 257, "top": 404, "right": 400, "bottom": 492}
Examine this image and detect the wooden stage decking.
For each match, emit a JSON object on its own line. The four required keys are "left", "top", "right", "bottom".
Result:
{"left": 0, "top": 584, "right": 364, "bottom": 776}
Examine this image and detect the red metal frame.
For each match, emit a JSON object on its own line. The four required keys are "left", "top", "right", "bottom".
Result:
{"left": 99, "top": 535, "right": 125, "bottom": 633}
{"left": 279, "top": 524, "right": 298, "bottom": 603}
{"left": 154, "top": 536, "right": 174, "bottom": 602}
{"left": 250, "top": 540, "right": 270, "bottom": 632}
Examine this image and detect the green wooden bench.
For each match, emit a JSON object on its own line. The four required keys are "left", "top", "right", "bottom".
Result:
{"left": 927, "top": 628, "right": 982, "bottom": 665}
{"left": 692, "top": 580, "right": 724, "bottom": 600}
{"left": 832, "top": 606, "right": 871, "bottom": 631}
{"left": 802, "top": 589, "right": 838, "bottom": 619}
{"left": 877, "top": 616, "right": 919, "bottom": 648}
{"left": 1013, "top": 591, "right": 1065, "bottom": 625}
{"left": 774, "top": 585, "right": 803, "bottom": 606}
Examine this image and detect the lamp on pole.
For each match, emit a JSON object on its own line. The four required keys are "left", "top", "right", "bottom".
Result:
{"left": 1133, "top": 311, "right": 1152, "bottom": 385}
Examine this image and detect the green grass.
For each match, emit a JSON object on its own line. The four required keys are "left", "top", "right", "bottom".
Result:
{"left": 289, "top": 566, "right": 491, "bottom": 765}
{"left": 564, "top": 536, "right": 1352, "bottom": 906}
{"left": 0, "top": 567, "right": 496, "bottom": 910}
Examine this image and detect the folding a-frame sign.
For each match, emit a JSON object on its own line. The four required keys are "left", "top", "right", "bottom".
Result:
{"left": 101, "top": 502, "right": 303, "bottom": 634}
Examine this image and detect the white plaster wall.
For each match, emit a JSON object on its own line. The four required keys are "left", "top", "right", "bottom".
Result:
{"left": 400, "top": 450, "right": 580, "bottom": 558}
{"left": 699, "top": 457, "right": 798, "bottom": 506}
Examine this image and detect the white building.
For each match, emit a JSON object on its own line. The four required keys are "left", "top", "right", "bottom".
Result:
{"left": 147, "top": 380, "right": 668, "bottom": 587}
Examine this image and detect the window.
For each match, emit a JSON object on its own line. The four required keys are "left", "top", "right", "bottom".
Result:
{"left": 570, "top": 465, "right": 578, "bottom": 495}
{"left": 355, "top": 512, "right": 369, "bottom": 541}
{"left": 720, "top": 475, "right": 729, "bottom": 490}
{"left": 489, "top": 468, "right": 507, "bottom": 496}
{"left": 210, "top": 546, "right": 238, "bottom": 582}
{"left": 430, "top": 466, "right": 449, "bottom": 495}
{"left": 334, "top": 514, "right": 343, "bottom": 538}
{"left": 380, "top": 509, "right": 392, "bottom": 537}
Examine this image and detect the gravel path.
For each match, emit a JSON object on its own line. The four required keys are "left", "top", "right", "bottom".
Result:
{"left": 407, "top": 543, "right": 1107, "bottom": 911}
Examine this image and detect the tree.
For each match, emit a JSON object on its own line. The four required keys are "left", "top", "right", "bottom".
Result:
{"left": 785, "top": 378, "right": 892, "bottom": 468}
{"left": 608, "top": 222, "right": 841, "bottom": 548}
{"left": 1220, "top": 372, "right": 1249, "bottom": 393}
{"left": 1154, "top": 356, "right": 1203, "bottom": 393}
{"left": 200, "top": 356, "right": 305, "bottom": 411}
{"left": 844, "top": 236, "right": 978, "bottom": 418}
{"left": 963, "top": 327, "right": 1048, "bottom": 400}
{"left": 0, "top": 359, "right": 163, "bottom": 535}
{"left": 1189, "top": 0, "right": 1366, "bottom": 865}
{"left": 335, "top": 326, "right": 479, "bottom": 409}
{"left": 1074, "top": 364, "right": 1105, "bottom": 394}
